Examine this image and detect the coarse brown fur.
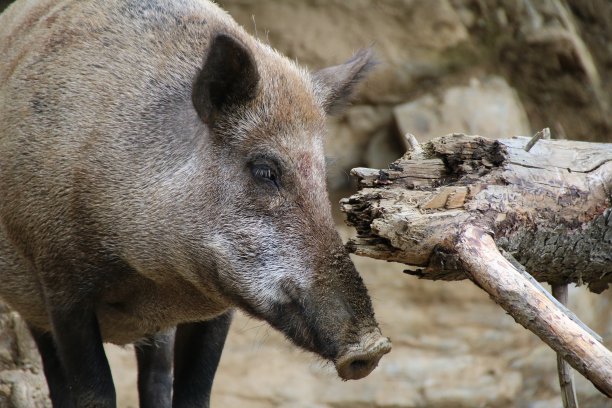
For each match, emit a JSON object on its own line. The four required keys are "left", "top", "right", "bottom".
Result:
{"left": 0, "top": 0, "right": 388, "bottom": 405}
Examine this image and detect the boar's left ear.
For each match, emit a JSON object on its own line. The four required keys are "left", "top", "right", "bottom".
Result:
{"left": 192, "top": 33, "right": 260, "bottom": 124}
{"left": 313, "top": 48, "right": 377, "bottom": 115}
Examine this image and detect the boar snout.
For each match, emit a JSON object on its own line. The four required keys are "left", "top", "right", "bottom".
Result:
{"left": 335, "top": 330, "right": 392, "bottom": 380}
{"left": 271, "top": 250, "right": 392, "bottom": 380}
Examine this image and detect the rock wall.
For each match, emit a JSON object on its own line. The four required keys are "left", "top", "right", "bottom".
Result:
{"left": 0, "top": 304, "right": 47, "bottom": 408}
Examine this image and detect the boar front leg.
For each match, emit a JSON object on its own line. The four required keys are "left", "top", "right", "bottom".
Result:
{"left": 172, "top": 311, "right": 233, "bottom": 408}
{"left": 135, "top": 329, "right": 175, "bottom": 408}
{"left": 29, "top": 327, "right": 75, "bottom": 408}
{"left": 46, "top": 302, "right": 116, "bottom": 408}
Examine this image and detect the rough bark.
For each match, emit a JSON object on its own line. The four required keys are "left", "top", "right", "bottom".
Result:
{"left": 0, "top": 302, "right": 48, "bottom": 408}
{"left": 342, "top": 133, "right": 612, "bottom": 293}
{"left": 341, "top": 133, "right": 612, "bottom": 397}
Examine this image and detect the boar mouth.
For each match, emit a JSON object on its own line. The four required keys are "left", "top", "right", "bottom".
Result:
{"left": 269, "top": 299, "right": 340, "bottom": 359}
{"left": 234, "top": 290, "right": 391, "bottom": 380}
{"left": 334, "top": 330, "right": 392, "bottom": 380}
{"left": 264, "top": 300, "right": 392, "bottom": 380}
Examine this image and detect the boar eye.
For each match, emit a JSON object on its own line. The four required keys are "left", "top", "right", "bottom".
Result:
{"left": 251, "top": 163, "right": 279, "bottom": 187}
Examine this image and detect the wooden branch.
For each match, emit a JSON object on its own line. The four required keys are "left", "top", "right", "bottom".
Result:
{"left": 552, "top": 284, "right": 580, "bottom": 408}
{"left": 456, "top": 226, "right": 612, "bottom": 397}
{"left": 500, "top": 250, "right": 602, "bottom": 343}
{"left": 342, "top": 133, "right": 612, "bottom": 292}
{"left": 403, "top": 133, "right": 426, "bottom": 159}
{"left": 341, "top": 133, "right": 612, "bottom": 397}
{"left": 524, "top": 127, "right": 550, "bottom": 151}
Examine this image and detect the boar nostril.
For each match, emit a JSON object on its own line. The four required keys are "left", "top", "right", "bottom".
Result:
{"left": 350, "top": 359, "right": 371, "bottom": 371}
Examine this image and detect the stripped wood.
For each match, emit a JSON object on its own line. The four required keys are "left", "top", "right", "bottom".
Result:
{"left": 342, "top": 133, "right": 612, "bottom": 292}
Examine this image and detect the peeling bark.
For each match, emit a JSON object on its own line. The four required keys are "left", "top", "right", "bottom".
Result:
{"left": 342, "top": 134, "right": 612, "bottom": 293}
{"left": 342, "top": 133, "right": 612, "bottom": 397}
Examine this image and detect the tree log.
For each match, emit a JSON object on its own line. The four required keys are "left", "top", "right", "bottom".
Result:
{"left": 342, "top": 133, "right": 612, "bottom": 293}
{"left": 341, "top": 133, "right": 612, "bottom": 396}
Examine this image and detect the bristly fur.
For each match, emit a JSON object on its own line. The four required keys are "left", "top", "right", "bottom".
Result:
{"left": 0, "top": 0, "right": 387, "bottom": 404}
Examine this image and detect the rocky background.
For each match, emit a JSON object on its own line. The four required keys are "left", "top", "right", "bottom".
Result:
{"left": 1, "top": 0, "right": 612, "bottom": 407}
{"left": 215, "top": 0, "right": 611, "bottom": 191}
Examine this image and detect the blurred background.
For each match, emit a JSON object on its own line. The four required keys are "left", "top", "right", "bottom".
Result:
{"left": 2, "top": 0, "right": 612, "bottom": 407}
{"left": 213, "top": 0, "right": 612, "bottom": 193}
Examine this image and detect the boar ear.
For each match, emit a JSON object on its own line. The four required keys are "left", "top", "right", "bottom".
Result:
{"left": 313, "top": 48, "right": 377, "bottom": 115}
{"left": 192, "top": 33, "right": 260, "bottom": 124}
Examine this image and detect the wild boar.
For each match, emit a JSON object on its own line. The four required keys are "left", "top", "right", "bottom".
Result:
{"left": 0, "top": 0, "right": 391, "bottom": 407}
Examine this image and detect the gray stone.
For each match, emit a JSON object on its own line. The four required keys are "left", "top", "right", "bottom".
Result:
{"left": 324, "top": 117, "right": 367, "bottom": 191}
{"left": 0, "top": 308, "right": 48, "bottom": 408}
{"left": 394, "top": 76, "right": 531, "bottom": 144}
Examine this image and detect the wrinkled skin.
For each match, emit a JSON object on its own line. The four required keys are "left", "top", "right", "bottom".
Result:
{"left": 0, "top": 0, "right": 391, "bottom": 406}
